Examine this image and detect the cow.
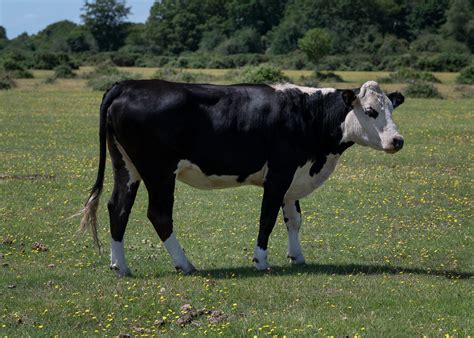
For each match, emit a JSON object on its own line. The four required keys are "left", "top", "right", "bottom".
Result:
{"left": 78, "top": 79, "right": 404, "bottom": 277}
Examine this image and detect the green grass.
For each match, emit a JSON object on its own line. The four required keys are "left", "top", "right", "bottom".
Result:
{"left": 1, "top": 75, "right": 473, "bottom": 336}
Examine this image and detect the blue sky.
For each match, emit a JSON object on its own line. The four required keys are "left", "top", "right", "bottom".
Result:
{"left": 0, "top": 0, "right": 155, "bottom": 39}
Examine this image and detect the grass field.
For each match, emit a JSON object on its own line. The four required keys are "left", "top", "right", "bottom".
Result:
{"left": 0, "top": 72, "right": 473, "bottom": 336}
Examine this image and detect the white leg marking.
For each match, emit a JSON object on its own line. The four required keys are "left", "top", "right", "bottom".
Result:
{"left": 110, "top": 238, "right": 131, "bottom": 276}
{"left": 163, "top": 232, "right": 195, "bottom": 274}
{"left": 283, "top": 201, "right": 305, "bottom": 265}
{"left": 253, "top": 246, "right": 270, "bottom": 270}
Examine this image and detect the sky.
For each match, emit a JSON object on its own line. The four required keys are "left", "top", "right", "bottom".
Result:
{"left": 0, "top": 0, "right": 155, "bottom": 39}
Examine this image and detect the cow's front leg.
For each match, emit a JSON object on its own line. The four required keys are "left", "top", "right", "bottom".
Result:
{"left": 282, "top": 200, "right": 305, "bottom": 265}
{"left": 253, "top": 170, "right": 293, "bottom": 270}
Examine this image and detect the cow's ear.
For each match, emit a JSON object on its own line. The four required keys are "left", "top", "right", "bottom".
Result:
{"left": 388, "top": 92, "right": 404, "bottom": 109}
{"left": 342, "top": 90, "right": 356, "bottom": 107}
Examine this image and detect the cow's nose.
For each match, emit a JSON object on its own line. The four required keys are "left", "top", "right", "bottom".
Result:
{"left": 392, "top": 137, "right": 404, "bottom": 151}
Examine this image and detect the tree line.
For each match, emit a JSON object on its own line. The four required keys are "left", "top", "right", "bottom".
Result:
{"left": 0, "top": 0, "right": 473, "bottom": 71}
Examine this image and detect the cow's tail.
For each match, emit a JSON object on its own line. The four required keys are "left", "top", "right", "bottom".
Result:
{"left": 77, "top": 83, "right": 123, "bottom": 253}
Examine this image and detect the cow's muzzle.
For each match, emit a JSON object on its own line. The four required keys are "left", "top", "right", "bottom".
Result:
{"left": 392, "top": 137, "right": 404, "bottom": 151}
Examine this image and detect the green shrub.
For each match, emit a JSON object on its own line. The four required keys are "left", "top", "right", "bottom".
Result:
{"left": 238, "top": 64, "right": 288, "bottom": 84}
{"left": 405, "top": 81, "right": 442, "bottom": 98}
{"left": 379, "top": 54, "right": 416, "bottom": 70}
{"left": 270, "top": 51, "right": 309, "bottom": 70}
{"left": 152, "top": 67, "right": 196, "bottom": 83}
{"left": 314, "top": 71, "right": 344, "bottom": 82}
{"left": 32, "top": 52, "right": 77, "bottom": 70}
{"left": 54, "top": 65, "right": 76, "bottom": 78}
{"left": 456, "top": 65, "right": 474, "bottom": 85}
{"left": 215, "top": 28, "right": 262, "bottom": 55}
{"left": 298, "top": 70, "right": 344, "bottom": 87}
{"left": 87, "top": 72, "right": 141, "bottom": 91}
{"left": 2, "top": 58, "right": 24, "bottom": 71}
{"left": 43, "top": 76, "right": 57, "bottom": 84}
{"left": 0, "top": 58, "right": 34, "bottom": 78}
{"left": 416, "top": 53, "right": 470, "bottom": 72}
{"left": 378, "top": 68, "right": 440, "bottom": 84}
{"left": 111, "top": 52, "right": 139, "bottom": 67}
{"left": 298, "top": 75, "right": 318, "bottom": 87}
{"left": 0, "top": 72, "right": 15, "bottom": 90}
{"left": 86, "top": 64, "right": 141, "bottom": 91}
{"left": 152, "top": 67, "right": 218, "bottom": 83}
{"left": 9, "top": 69, "right": 34, "bottom": 79}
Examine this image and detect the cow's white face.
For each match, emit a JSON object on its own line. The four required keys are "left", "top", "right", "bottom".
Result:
{"left": 342, "top": 81, "right": 404, "bottom": 153}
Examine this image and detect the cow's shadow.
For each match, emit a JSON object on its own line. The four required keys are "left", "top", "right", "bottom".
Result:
{"left": 195, "top": 263, "right": 472, "bottom": 280}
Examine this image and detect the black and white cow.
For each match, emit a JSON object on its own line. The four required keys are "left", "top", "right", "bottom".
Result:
{"left": 79, "top": 80, "right": 404, "bottom": 276}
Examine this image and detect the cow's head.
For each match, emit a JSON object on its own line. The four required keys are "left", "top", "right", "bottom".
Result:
{"left": 341, "top": 81, "right": 404, "bottom": 153}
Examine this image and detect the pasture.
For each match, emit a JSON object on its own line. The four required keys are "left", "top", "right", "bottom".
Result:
{"left": 0, "top": 70, "right": 472, "bottom": 336}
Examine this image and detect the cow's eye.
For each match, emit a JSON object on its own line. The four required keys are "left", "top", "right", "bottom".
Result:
{"left": 364, "top": 107, "right": 378, "bottom": 119}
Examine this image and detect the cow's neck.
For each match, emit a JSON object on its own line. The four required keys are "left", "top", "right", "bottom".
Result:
{"left": 305, "top": 90, "right": 354, "bottom": 158}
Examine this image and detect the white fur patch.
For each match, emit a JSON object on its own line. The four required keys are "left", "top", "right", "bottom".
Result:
{"left": 163, "top": 232, "right": 195, "bottom": 274}
{"left": 282, "top": 201, "right": 304, "bottom": 264}
{"left": 285, "top": 154, "right": 340, "bottom": 200}
{"left": 253, "top": 246, "right": 270, "bottom": 270}
{"left": 271, "top": 83, "right": 336, "bottom": 96}
{"left": 110, "top": 238, "right": 130, "bottom": 276}
{"left": 114, "top": 137, "right": 141, "bottom": 187}
{"left": 175, "top": 160, "right": 268, "bottom": 190}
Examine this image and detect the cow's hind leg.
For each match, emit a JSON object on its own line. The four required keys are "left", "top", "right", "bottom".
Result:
{"left": 107, "top": 138, "right": 141, "bottom": 276}
{"left": 145, "top": 174, "right": 195, "bottom": 274}
{"left": 282, "top": 200, "right": 305, "bottom": 265}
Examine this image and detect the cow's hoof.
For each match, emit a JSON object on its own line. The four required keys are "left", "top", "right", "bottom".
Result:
{"left": 175, "top": 263, "right": 196, "bottom": 275}
{"left": 288, "top": 254, "right": 305, "bottom": 265}
{"left": 253, "top": 257, "right": 270, "bottom": 271}
{"left": 110, "top": 264, "right": 132, "bottom": 277}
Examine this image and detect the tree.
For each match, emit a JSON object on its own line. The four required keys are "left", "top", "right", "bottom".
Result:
{"left": 298, "top": 28, "right": 332, "bottom": 65}
{"left": 81, "top": 0, "right": 131, "bottom": 51}
{"left": 442, "top": 0, "right": 474, "bottom": 51}
{"left": 0, "top": 26, "right": 7, "bottom": 50}
{"left": 146, "top": 0, "right": 228, "bottom": 54}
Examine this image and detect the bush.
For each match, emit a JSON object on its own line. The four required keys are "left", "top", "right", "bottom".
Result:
{"left": 9, "top": 69, "right": 34, "bottom": 79}
{"left": 54, "top": 64, "right": 76, "bottom": 78}
{"left": 298, "top": 70, "right": 344, "bottom": 87}
{"left": 152, "top": 67, "right": 197, "bottom": 83}
{"left": 379, "top": 54, "right": 417, "bottom": 71}
{"left": 238, "top": 64, "right": 288, "bottom": 84}
{"left": 215, "top": 28, "right": 262, "bottom": 55}
{"left": 32, "top": 52, "right": 77, "bottom": 70}
{"left": 456, "top": 65, "right": 474, "bottom": 85}
{"left": 416, "top": 53, "right": 471, "bottom": 72}
{"left": 111, "top": 52, "right": 139, "bottom": 67}
{"left": 378, "top": 68, "right": 440, "bottom": 84}
{"left": 86, "top": 64, "right": 141, "bottom": 91}
{"left": 314, "top": 71, "right": 344, "bottom": 82}
{"left": 270, "top": 51, "right": 309, "bottom": 70}
{"left": 0, "top": 58, "right": 34, "bottom": 78}
{"left": 405, "top": 81, "right": 442, "bottom": 98}
{"left": 0, "top": 72, "right": 15, "bottom": 90}
{"left": 2, "top": 58, "right": 24, "bottom": 71}
{"left": 298, "top": 75, "right": 318, "bottom": 87}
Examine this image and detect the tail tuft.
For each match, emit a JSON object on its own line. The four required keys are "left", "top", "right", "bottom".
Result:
{"left": 79, "top": 188, "right": 102, "bottom": 253}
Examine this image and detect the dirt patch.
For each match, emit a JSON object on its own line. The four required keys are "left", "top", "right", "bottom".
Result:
{"left": 32, "top": 241, "right": 48, "bottom": 252}
{"left": 176, "top": 304, "right": 228, "bottom": 327}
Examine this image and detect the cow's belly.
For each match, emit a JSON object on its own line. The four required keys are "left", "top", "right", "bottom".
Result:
{"left": 175, "top": 159, "right": 268, "bottom": 189}
{"left": 285, "top": 154, "right": 340, "bottom": 200}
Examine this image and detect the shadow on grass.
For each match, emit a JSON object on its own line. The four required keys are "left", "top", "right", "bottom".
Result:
{"left": 195, "top": 263, "right": 472, "bottom": 280}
